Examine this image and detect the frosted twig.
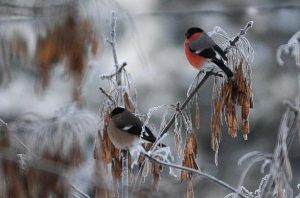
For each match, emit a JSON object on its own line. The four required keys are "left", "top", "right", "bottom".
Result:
{"left": 229, "top": 21, "right": 253, "bottom": 47}
{"left": 99, "top": 87, "right": 116, "bottom": 106}
{"left": 0, "top": 117, "right": 7, "bottom": 126}
{"left": 283, "top": 100, "right": 299, "bottom": 112}
{"left": 143, "top": 153, "right": 247, "bottom": 198}
{"left": 71, "top": 184, "right": 91, "bottom": 198}
{"left": 107, "top": 11, "right": 128, "bottom": 198}
{"left": 151, "top": 70, "right": 214, "bottom": 150}
{"left": 107, "top": 11, "right": 122, "bottom": 86}
{"left": 100, "top": 62, "right": 127, "bottom": 80}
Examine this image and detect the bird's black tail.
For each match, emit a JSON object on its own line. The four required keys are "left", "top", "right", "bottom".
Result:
{"left": 144, "top": 126, "right": 166, "bottom": 147}
{"left": 211, "top": 59, "right": 233, "bottom": 78}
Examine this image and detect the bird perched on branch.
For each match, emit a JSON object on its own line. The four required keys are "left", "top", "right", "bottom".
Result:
{"left": 108, "top": 107, "right": 165, "bottom": 151}
{"left": 184, "top": 27, "right": 233, "bottom": 78}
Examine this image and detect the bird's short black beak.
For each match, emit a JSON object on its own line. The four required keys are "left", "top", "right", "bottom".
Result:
{"left": 185, "top": 32, "right": 189, "bottom": 38}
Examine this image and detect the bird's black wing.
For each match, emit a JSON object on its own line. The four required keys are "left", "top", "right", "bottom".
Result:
{"left": 213, "top": 45, "right": 228, "bottom": 61}
{"left": 199, "top": 48, "right": 216, "bottom": 59}
{"left": 114, "top": 110, "right": 165, "bottom": 146}
{"left": 120, "top": 124, "right": 157, "bottom": 143}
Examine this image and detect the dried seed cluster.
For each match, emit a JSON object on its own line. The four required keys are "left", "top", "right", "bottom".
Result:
{"left": 211, "top": 60, "right": 253, "bottom": 152}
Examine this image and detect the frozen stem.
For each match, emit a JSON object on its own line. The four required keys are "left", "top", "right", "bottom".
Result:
{"left": 229, "top": 21, "right": 254, "bottom": 47}
{"left": 100, "top": 62, "right": 127, "bottom": 80}
{"left": 151, "top": 70, "right": 214, "bottom": 150}
{"left": 99, "top": 87, "right": 116, "bottom": 106}
{"left": 107, "top": 11, "right": 121, "bottom": 86}
{"left": 143, "top": 153, "right": 247, "bottom": 198}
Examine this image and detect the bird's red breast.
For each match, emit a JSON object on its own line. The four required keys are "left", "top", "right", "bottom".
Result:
{"left": 184, "top": 32, "right": 205, "bottom": 69}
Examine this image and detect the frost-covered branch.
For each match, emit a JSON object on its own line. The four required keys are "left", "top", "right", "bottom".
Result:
{"left": 143, "top": 153, "right": 247, "bottom": 198}
{"left": 99, "top": 87, "right": 116, "bottom": 106}
{"left": 152, "top": 70, "right": 213, "bottom": 149}
{"left": 229, "top": 21, "right": 253, "bottom": 47}
{"left": 107, "top": 11, "right": 122, "bottom": 86}
{"left": 71, "top": 184, "right": 91, "bottom": 198}
{"left": 100, "top": 62, "right": 127, "bottom": 80}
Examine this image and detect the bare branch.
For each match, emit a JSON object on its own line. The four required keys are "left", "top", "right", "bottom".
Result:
{"left": 71, "top": 184, "right": 91, "bottom": 198}
{"left": 151, "top": 70, "right": 213, "bottom": 149}
{"left": 143, "top": 153, "right": 247, "bottom": 198}
{"left": 100, "top": 62, "right": 127, "bottom": 80}
{"left": 229, "top": 21, "right": 253, "bottom": 47}
{"left": 107, "top": 11, "right": 122, "bottom": 86}
{"left": 99, "top": 87, "right": 116, "bottom": 106}
{"left": 283, "top": 100, "right": 299, "bottom": 112}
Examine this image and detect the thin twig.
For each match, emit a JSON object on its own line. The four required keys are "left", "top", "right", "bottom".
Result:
{"left": 283, "top": 100, "right": 299, "bottom": 112}
{"left": 151, "top": 70, "right": 213, "bottom": 150}
{"left": 261, "top": 105, "right": 299, "bottom": 197}
{"left": 100, "top": 62, "right": 127, "bottom": 80}
{"left": 229, "top": 21, "right": 253, "bottom": 46}
{"left": 71, "top": 184, "right": 91, "bottom": 198}
{"left": 99, "top": 87, "right": 116, "bottom": 106}
{"left": 108, "top": 11, "right": 122, "bottom": 86}
{"left": 107, "top": 11, "right": 128, "bottom": 198}
{"left": 0, "top": 117, "right": 7, "bottom": 126}
{"left": 143, "top": 153, "right": 247, "bottom": 198}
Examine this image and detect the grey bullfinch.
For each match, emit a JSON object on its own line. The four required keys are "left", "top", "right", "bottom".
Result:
{"left": 107, "top": 107, "right": 165, "bottom": 150}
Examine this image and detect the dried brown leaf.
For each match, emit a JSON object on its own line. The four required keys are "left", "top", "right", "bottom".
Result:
{"left": 181, "top": 132, "right": 199, "bottom": 181}
{"left": 152, "top": 161, "right": 162, "bottom": 191}
{"left": 124, "top": 92, "right": 135, "bottom": 113}
{"left": 186, "top": 179, "right": 194, "bottom": 198}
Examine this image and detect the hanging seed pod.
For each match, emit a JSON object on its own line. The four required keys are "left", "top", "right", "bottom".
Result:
{"left": 151, "top": 160, "right": 162, "bottom": 192}
{"left": 124, "top": 92, "right": 135, "bottom": 113}
{"left": 186, "top": 179, "right": 194, "bottom": 198}
{"left": 111, "top": 147, "right": 122, "bottom": 182}
{"left": 181, "top": 131, "right": 199, "bottom": 181}
{"left": 174, "top": 113, "right": 182, "bottom": 156}
{"left": 211, "top": 98, "right": 223, "bottom": 151}
{"left": 212, "top": 59, "right": 253, "bottom": 144}
{"left": 100, "top": 111, "right": 113, "bottom": 164}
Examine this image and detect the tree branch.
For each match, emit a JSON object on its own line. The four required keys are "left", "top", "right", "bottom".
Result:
{"left": 108, "top": 11, "right": 122, "bottom": 86}
{"left": 99, "top": 87, "right": 116, "bottom": 106}
{"left": 100, "top": 62, "right": 127, "bottom": 80}
{"left": 143, "top": 153, "right": 247, "bottom": 198}
{"left": 151, "top": 70, "right": 213, "bottom": 149}
{"left": 229, "top": 21, "right": 253, "bottom": 47}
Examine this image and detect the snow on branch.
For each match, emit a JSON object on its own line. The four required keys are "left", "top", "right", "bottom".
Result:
{"left": 143, "top": 153, "right": 247, "bottom": 198}
{"left": 277, "top": 31, "right": 300, "bottom": 67}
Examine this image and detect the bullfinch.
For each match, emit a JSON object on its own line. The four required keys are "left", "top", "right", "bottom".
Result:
{"left": 107, "top": 107, "right": 165, "bottom": 150}
{"left": 184, "top": 27, "right": 233, "bottom": 78}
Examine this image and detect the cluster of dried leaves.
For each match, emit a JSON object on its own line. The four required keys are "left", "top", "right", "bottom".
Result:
{"left": 211, "top": 60, "right": 253, "bottom": 154}
{"left": 36, "top": 14, "right": 99, "bottom": 102}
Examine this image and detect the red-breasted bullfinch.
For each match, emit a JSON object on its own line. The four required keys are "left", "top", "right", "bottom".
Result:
{"left": 108, "top": 107, "right": 165, "bottom": 150}
{"left": 184, "top": 27, "right": 233, "bottom": 78}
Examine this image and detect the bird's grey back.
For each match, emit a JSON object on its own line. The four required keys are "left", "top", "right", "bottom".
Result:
{"left": 189, "top": 32, "right": 216, "bottom": 53}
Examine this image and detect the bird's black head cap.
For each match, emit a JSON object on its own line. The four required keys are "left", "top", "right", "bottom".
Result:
{"left": 185, "top": 27, "right": 203, "bottom": 39}
{"left": 110, "top": 107, "right": 125, "bottom": 118}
